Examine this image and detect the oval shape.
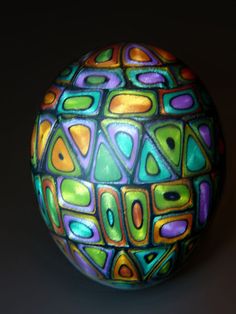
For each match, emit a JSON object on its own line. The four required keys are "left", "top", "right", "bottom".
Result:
{"left": 153, "top": 183, "right": 191, "bottom": 211}
{"left": 38, "top": 120, "right": 51, "bottom": 160}
{"left": 44, "top": 91, "right": 56, "bottom": 104}
{"left": 160, "top": 220, "right": 188, "bottom": 238}
{"left": 64, "top": 96, "right": 93, "bottom": 110}
{"left": 51, "top": 137, "right": 75, "bottom": 172}
{"left": 110, "top": 94, "right": 152, "bottom": 113}
{"left": 45, "top": 187, "right": 60, "bottom": 227}
{"left": 199, "top": 181, "right": 210, "bottom": 224}
{"left": 180, "top": 67, "right": 196, "bottom": 80}
{"left": 58, "top": 153, "right": 64, "bottom": 160}
{"left": 137, "top": 72, "right": 165, "bottom": 84}
{"left": 170, "top": 94, "right": 194, "bottom": 109}
{"left": 132, "top": 200, "right": 143, "bottom": 229}
{"left": 106, "top": 208, "right": 114, "bottom": 227}
{"left": 118, "top": 265, "right": 133, "bottom": 278}
{"left": 166, "top": 137, "right": 175, "bottom": 150}
{"left": 100, "top": 192, "right": 123, "bottom": 242}
{"left": 163, "top": 191, "right": 180, "bottom": 201}
{"left": 86, "top": 75, "right": 107, "bottom": 85}
{"left": 69, "top": 221, "right": 93, "bottom": 238}
{"left": 75, "top": 70, "right": 122, "bottom": 89}
{"left": 31, "top": 42, "right": 224, "bottom": 290}
{"left": 96, "top": 48, "right": 113, "bottom": 63}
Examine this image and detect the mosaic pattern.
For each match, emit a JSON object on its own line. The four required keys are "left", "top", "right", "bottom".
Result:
{"left": 31, "top": 43, "right": 224, "bottom": 289}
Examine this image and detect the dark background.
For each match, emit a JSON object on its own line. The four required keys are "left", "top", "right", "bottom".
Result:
{"left": 1, "top": 3, "right": 236, "bottom": 314}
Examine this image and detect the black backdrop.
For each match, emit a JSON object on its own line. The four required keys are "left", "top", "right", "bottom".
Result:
{"left": 1, "top": 3, "right": 236, "bottom": 314}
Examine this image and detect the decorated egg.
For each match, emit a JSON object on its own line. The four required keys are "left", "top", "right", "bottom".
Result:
{"left": 31, "top": 43, "right": 224, "bottom": 289}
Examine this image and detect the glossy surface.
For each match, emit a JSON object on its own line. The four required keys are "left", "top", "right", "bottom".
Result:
{"left": 31, "top": 43, "right": 224, "bottom": 289}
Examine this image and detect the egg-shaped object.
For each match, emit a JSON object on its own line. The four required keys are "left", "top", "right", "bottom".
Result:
{"left": 30, "top": 43, "right": 224, "bottom": 289}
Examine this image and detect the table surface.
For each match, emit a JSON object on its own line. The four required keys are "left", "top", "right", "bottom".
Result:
{"left": 1, "top": 4, "right": 236, "bottom": 314}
